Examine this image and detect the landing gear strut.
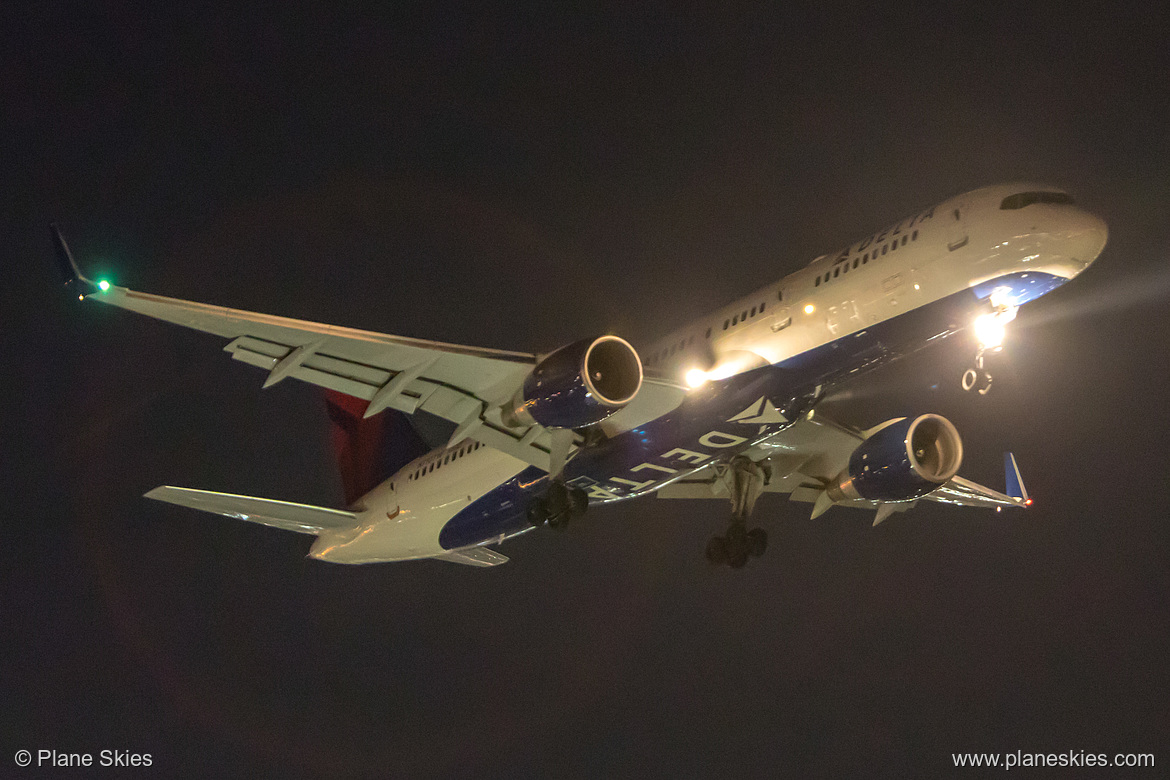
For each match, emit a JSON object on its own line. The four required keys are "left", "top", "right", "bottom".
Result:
{"left": 705, "top": 455, "right": 771, "bottom": 569}
{"left": 527, "top": 480, "right": 588, "bottom": 530}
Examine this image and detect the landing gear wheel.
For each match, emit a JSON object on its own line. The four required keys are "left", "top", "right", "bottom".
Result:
{"left": 527, "top": 496, "right": 548, "bottom": 528}
{"left": 725, "top": 525, "right": 750, "bottom": 569}
{"left": 747, "top": 528, "right": 768, "bottom": 557}
{"left": 568, "top": 487, "right": 588, "bottom": 516}
{"left": 546, "top": 481, "right": 569, "bottom": 515}
{"left": 962, "top": 368, "right": 993, "bottom": 394}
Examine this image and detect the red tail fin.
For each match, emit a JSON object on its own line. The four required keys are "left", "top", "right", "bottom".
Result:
{"left": 323, "top": 390, "right": 431, "bottom": 506}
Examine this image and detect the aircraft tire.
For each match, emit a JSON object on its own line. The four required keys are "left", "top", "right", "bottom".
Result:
{"left": 527, "top": 497, "right": 548, "bottom": 527}
{"left": 568, "top": 487, "right": 588, "bottom": 517}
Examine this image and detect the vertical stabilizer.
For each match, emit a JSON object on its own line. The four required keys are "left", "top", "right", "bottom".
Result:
{"left": 324, "top": 390, "right": 432, "bottom": 505}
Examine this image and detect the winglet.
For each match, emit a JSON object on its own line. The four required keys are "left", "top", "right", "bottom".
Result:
{"left": 50, "top": 223, "right": 97, "bottom": 294}
{"left": 1004, "top": 452, "right": 1030, "bottom": 504}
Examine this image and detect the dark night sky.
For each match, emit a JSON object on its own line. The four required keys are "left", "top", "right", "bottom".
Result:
{"left": 5, "top": 3, "right": 1170, "bottom": 777}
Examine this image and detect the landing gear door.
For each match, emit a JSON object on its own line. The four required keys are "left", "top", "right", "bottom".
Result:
{"left": 946, "top": 199, "right": 969, "bottom": 252}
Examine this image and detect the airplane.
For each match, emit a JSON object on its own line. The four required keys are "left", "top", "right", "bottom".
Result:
{"left": 52, "top": 182, "right": 1107, "bottom": 569}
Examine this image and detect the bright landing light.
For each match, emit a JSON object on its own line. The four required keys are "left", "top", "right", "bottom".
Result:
{"left": 98, "top": 280, "right": 111, "bottom": 292}
{"left": 685, "top": 368, "right": 709, "bottom": 388}
{"left": 803, "top": 303, "right": 816, "bottom": 315}
{"left": 973, "top": 313, "right": 1006, "bottom": 349}
{"left": 973, "top": 306, "right": 1018, "bottom": 350}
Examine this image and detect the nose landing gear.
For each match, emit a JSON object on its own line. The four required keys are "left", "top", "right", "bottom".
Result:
{"left": 963, "top": 304, "right": 1018, "bottom": 395}
{"left": 961, "top": 350, "right": 994, "bottom": 395}
{"left": 705, "top": 455, "right": 772, "bottom": 569}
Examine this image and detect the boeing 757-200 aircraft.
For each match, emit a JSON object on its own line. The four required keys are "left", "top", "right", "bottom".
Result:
{"left": 54, "top": 183, "right": 1107, "bottom": 568}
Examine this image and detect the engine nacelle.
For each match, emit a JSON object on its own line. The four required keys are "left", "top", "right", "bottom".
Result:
{"left": 507, "top": 336, "right": 642, "bottom": 429}
{"left": 826, "top": 415, "right": 963, "bottom": 502}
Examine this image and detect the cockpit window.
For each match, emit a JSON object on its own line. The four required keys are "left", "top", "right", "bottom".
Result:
{"left": 1000, "top": 191, "right": 1074, "bottom": 210}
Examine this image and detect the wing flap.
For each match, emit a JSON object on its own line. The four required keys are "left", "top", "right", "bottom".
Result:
{"left": 145, "top": 486, "right": 358, "bottom": 535}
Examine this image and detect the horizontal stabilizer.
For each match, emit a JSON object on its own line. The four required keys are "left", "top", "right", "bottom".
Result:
{"left": 145, "top": 486, "right": 358, "bottom": 535}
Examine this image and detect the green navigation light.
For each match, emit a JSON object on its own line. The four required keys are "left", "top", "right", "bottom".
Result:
{"left": 98, "top": 280, "right": 111, "bottom": 292}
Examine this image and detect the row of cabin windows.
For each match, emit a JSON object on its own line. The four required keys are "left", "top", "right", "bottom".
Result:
{"left": 814, "top": 230, "right": 919, "bottom": 287}
{"left": 644, "top": 289, "right": 785, "bottom": 367}
{"left": 723, "top": 298, "right": 769, "bottom": 331}
{"left": 406, "top": 440, "right": 483, "bottom": 482}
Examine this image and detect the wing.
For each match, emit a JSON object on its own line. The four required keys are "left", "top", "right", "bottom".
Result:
{"left": 53, "top": 226, "right": 683, "bottom": 472}
{"left": 656, "top": 411, "right": 1028, "bottom": 524}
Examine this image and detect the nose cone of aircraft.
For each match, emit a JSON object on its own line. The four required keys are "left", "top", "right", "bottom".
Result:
{"left": 1053, "top": 208, "right": 1108, "bottom": 278}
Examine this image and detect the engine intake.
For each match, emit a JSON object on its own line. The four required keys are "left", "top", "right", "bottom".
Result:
{"left": 826, "top": 414, "right": 963, "bottom": 502}
{"left": 508, "top": 336, "right": 642, "bottom": 429}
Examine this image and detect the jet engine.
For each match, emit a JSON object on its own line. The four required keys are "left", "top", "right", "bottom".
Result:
{"left": 506, "top": 336, "right": 642, "bottom": 429}
{"left": 825, "top": 415, "right": 963, "bottom": 502}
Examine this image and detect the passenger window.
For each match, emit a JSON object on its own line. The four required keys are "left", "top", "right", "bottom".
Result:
{"left": 833, "top": 267, "right": 840, "bottom": 277}
{"left": 731, "top": 315, "right": 738, "bottom": 326}
{"left": 824, "top": 272, "right": 830, "bottom": 283}
{"left": 891, "top": 240, "right": 897, "bottom": 252}
{"left": 815, "top": 277, "right": 821, "bottom": 287}
{"left": 777, "top": 290, "right": 783, "bottom": 301}
{"left": 759, "top": 301, "right": 765, "bottom": 312}
{"left": 912, "top": 229, "right": 918, "bottom": 240}
{"left": 953, "top": 209, "right": 960, "bottom": 220}
{"left": 723, "top": 320, "right": 729, "bottom": 330}
{"left": 750, "top": 306, "right": 756, "bottom": 317}
{"left": 741, "top": 310, "right": 747, "bottom": 320}
{"left": 705, "top": 327, "right": 711, "bottom": 338}
{"left": 862, "top": 256, "right": 868, "bottom": 264}
{"left": 852, "top": 258, "right": 859, "bottom": 269}
{"left": 842, "top": 263, "right": 849, "bottom": 273}
{"left": 882, "top": 245, "right": 888, "bottom": 255}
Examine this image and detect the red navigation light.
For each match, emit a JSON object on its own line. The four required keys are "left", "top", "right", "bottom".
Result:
{"left": 1024, "top": 498, "right": 1033, "bottom": 507}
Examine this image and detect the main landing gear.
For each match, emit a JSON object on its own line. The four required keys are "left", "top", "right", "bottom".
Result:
{"left": 527, "top": 480, "right": 588, "bottom": 530}
{"left": 705, "top": 455, "right": 771, "bottom": 569}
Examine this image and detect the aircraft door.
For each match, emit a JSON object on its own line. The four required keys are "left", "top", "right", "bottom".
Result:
{"left": 769, "top": 306, "right": 792, "bottom": 332}
{"left": 946, "top": 199, "right": 969, "bottom": 251}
